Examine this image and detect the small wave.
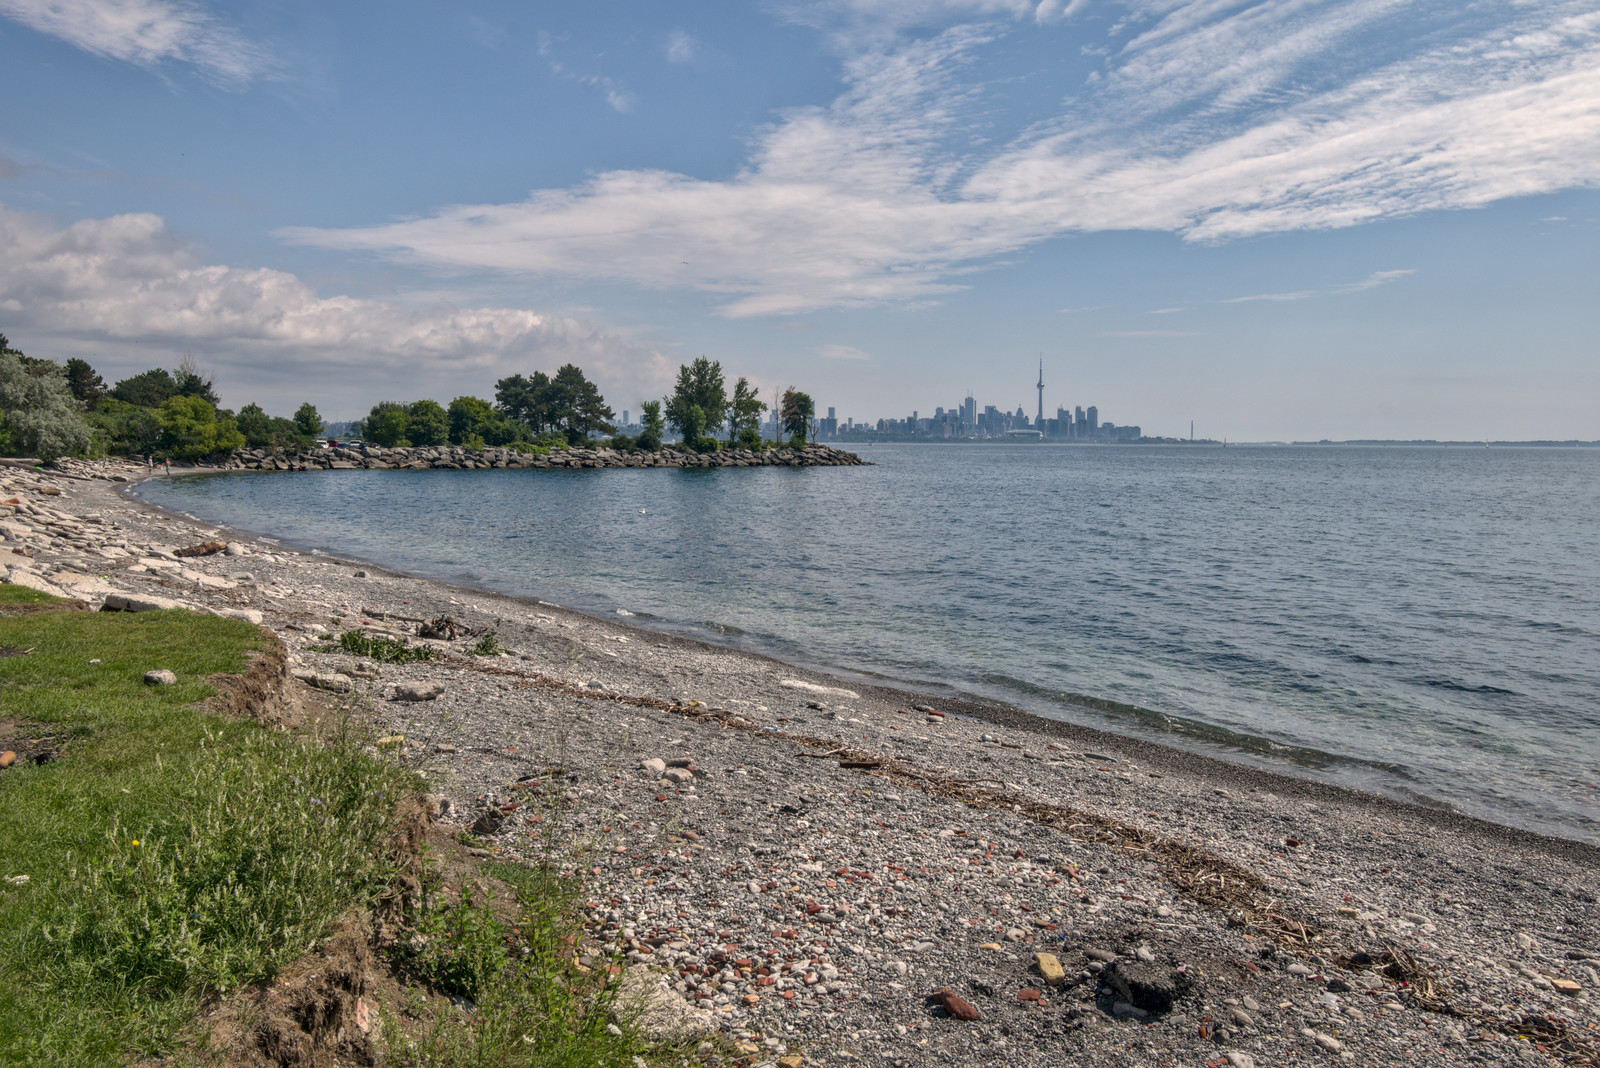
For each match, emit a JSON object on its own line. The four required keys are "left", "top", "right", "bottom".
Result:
{"left": 1415, "top": 677, "right": 1520, "bottom": 696}
{"left": 978, "top": 672, "right": 1413, "bottom": 774}
{"left": 703, "top": 620, "right": 746, "bottom": 636}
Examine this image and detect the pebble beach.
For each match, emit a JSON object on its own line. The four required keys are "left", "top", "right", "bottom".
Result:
{"left": 4, "top": 457, "right": 1598, "bottom": 1068}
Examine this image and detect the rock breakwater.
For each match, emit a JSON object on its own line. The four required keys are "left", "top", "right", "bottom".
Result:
{"left": 219, "top": 442, "right": 868, "bottom": 472}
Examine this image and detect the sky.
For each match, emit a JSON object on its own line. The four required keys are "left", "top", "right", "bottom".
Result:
{"left": 1, "top": 0, "right": 1597, "bottom": 441}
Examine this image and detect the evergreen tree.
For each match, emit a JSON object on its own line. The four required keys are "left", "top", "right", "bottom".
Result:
{"left": 64, "top": 359, "right": 106, "bottom": 406}
{"left": 111, "top": 368, "right": 179, "bottom": 408}
{"left": 549, "top": 364, "right": 615, "bottom": 445}
{"left": 173, "top": 355, "right": 220, "bottom": 407}
{"left": 495, "top": 371, "right": 553, "bottom": 436}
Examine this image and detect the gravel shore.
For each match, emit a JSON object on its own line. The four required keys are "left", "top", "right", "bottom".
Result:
{"left": 5, "top": 459, "right": 1597, "bottom": 1067}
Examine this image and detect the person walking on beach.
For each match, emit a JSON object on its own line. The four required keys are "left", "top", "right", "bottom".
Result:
{"left": 164, "top": 459, "right": 171, "bottom": 476}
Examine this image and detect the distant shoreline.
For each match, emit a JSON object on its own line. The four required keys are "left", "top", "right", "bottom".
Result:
{"left": 826, "top": 436, "right": 1600, "bottom": 447}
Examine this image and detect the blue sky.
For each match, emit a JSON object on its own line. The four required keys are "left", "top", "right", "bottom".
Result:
{"left": 2, "top": 0, "right": 1597, "bottom": 439}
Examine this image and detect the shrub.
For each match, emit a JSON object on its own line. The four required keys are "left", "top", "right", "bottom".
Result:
{"left": 0, "top": 352, "right": 91, "bottom": 460}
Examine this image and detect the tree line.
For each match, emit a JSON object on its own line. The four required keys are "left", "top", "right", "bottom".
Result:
{"left": 357, "top": 357, "right": 817, "bottom": 454}
{"left": 0, "top": 331, "right": 818, "bottom": 463}
{"left": 0, "top": 335, "right": 324, "bottom": 462}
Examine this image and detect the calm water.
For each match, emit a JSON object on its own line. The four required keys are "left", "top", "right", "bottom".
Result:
{"left": 136, "top": 444, "right": 1600, "bottom": 842}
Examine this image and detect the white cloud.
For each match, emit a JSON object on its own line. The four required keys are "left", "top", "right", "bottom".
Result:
{"left": 0, "top": 205, "right": 672, "bottom": 412}
{"left": 0, "top": 0, "right": 274, "bottom": 84}
{"left": 1218, "top": 290, "right": 1315, "bottom": 304}
{"left": 664, "top": 28, "right": 697, "bottom": 63}
{"left": 1219, "top": 268, "right": 1413, "bottom": 304}
{"left": 1331, "top": 268, "right": 1414, "bottom": 293}
{"left": 537, "top": 29, "right": 639, "bottom": 114}
{"left": 818, "top": 343, "right": 871, "bottom": 360}
{"left": 281, "top": 2, "right": 1600, "bottom": 317}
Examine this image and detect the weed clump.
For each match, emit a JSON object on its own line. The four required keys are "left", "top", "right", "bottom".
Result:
{"left": 339, "top": 629, "right": 436, "bottom": 663}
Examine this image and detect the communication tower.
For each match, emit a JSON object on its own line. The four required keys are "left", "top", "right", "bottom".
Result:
{"left": 1035, "top": 356, "right": 1045, "bottom": 429}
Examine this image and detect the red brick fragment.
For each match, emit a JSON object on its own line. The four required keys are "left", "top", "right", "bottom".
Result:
{"left": 929, "top": 986, "right": 981, "bottom": 1021}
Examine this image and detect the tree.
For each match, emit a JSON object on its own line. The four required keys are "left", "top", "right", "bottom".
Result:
{"left": 495, "top": 372, "right": 553, "bottom": 436}
{"left": 637, "top": 400, "right": 665, "bottom": 451}
{"left": 156, "top": 396, "right": 244, "bottom": 460}
{"left": 236, "top": 402, "right": 272, "bottom": 447}
{"left": 173, "top": 354, "right": 221, "bottom": 407}
{"left": 729, "top": 377, "right": 767, "bottom": 448}
{"left": 779, "top": 387, "right": 814, "bottom": 446}
{"left": 448, "top": 396, "right": 494, "bottom": 445}
{"left": 364, "top": 402, "right": 411, "bottom": 447}
{"left": 87, "top": 400, "right": 162, "bottom": 455}
{"left": 549, "top": 364, "right": 615, "bottom": 445}
{"left": 111, "top": 368, "right": 179, "bottom": 408}
{"left": 406, "top": 400, "right": 449, "bottom": 446}
{"left": 678, "top": 405, "right": 705, "bottom": 451}
{"left": 64, "top": 359, "right": 106, "bottom": 406}
{"left": 293, "top": 402, "right": 324, "bottom": 439}
{"left": 0, "top": 352, "right": 91, "bottom": 460}
{"left": 664, "top": 357, "right": 727, "bottom": 447}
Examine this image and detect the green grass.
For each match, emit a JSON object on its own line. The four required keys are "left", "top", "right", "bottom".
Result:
{"left": 393, "top": 861, "right": 676, "bottom": 1068}
{"left": 0, "top": 589, "right": 698, "bottom": 1068}
{"left": 0, "top": 593, "right": 416, "bottom": 1064}
{"left": 0, "top": 584, "right": 64, "bottom": 609}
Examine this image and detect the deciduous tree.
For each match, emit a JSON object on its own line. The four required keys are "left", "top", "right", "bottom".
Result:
{"left": 637, "top": 400, "right": 665, "bottom": 451}
{"left": 293, "top": 403, "right": 324, "bottom": 439}
{"left": 156, "top": 396, "right": 244, "bottom": 460}
{"left": 406, "top": 400, "right": 449, "bottom": 446}
{"left": 729, "top": 377, "right": 767, "bottom": 448}
{"left": 236, "top": 403, "right": 272, "bottom": 447}
{"left": 665, "top": 357, "right": 727, "bottom": 447}
{"left": 364, "top": 402, "right": 411, "bottom": 447}
{"left": 780, "top": 387, "right": 814, "bottom": 447}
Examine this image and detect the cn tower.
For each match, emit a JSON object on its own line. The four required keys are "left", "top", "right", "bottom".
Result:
{"left": 1036, "top": 356, "right": 1045, "bottom": 428}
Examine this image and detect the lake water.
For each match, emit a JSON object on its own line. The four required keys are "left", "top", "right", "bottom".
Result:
{"left": 135, "top": 444, "right": 1600, "bottom": 843}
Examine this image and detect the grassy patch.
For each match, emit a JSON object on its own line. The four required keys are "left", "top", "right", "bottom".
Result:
{"left": 393, "top": 858, "right": 669, "bottom": 1068}
{"left": 0, "top": 583, "right": 70, "bottom": 610}
{"left": 0, "top": 597, "right": 415, "bottom": 1063}
{"left": 338, "top": 628, "right": 438, "bottom": 663}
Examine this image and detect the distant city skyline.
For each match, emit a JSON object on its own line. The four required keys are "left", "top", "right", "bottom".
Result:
{"left": 2, "top": 1, "right": 1597, "bottom": 441}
